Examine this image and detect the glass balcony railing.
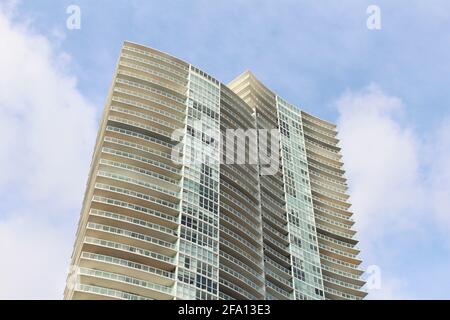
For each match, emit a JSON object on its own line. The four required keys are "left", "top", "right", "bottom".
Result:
{"left": 79, "top": 267, "right": 174, "bottom": 294}
{"left": 113, "top": 86, "right": 184, "bottom": 114}
{"left": 84, "top": 236, "right": 175, "bottom": 264}
{"left": 122, "top": 45, "right": 189, "bottom": 72}
{"left": 97, "top": 171, "right": 179, "bottom": 198}
{"left": 219, "top": 251, "right": 264, "bottom": 282}
{"left": 92, "top": 196, "right": 178, "bottom": 224}
{"left": 80, "top": 251, "right": 175, "bottom": 279}
{"left": 75, "top": 283, "right": 150, "bottom": 300}
{"left": 99, "top": 159, "right": 180, "bottom": 188}
{"left": 106, "top": 125, "right": 174, "bottom": 150}
{"left": 89, "top": 209, "right": 177, "bottom": 237}
{"left": 86, "top": 222, "right": 176, "bottom": 250}
{"left": 111, "top": 96, "right": 184, "bottom": 123}
{"left": 94, "top": 183, "right": 179, "bottom": 212}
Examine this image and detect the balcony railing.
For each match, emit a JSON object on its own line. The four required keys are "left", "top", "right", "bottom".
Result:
{"left": 74, "top": 283, "right": 150, "bottom": 300}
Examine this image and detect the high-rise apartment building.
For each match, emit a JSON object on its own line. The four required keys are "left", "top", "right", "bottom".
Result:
{"left": 64, "top": 41, "right": 366, "bottom": 300}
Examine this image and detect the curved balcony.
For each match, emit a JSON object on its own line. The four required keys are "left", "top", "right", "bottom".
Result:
{"left": 301, "top": 112, "right": 337, "bottom": 132}
{"left": 302, "top": 121, "right": 339, "bottom": 142}
{"left": 100, "top": 148, "right": 180, "bottom": 182}
{"left": 305, "top": 138, "right": 341, "bottom": 158}
{"left": 264, "top": 256, "right": 292, "bottom": 280}
{"left": 307, "top": 160, "right": 347, "bottom": 183}
{"left": 309, "top": 169, "right": 347, "bottom": 190}
{"left": 306, "top": 152, "right": 343, "bottom": 171}
{"left": 98, "top": 159, "right": 180, "bottom": 192}
{"left": 78, "top": 267, "right": 173, "bottom": 300}
{"left": 105, "top": 125, "right": 174, "bottom": 154}
{"left": 96, "top": 170, "right": 179, "bottom": 202}
{"left": 260, "top": 175, "right": 284, "bottom": 196}
{"left": 108, "top": 109, "right": 178, "bottom": 145}
{"left": 305, "top": 145, "right": 343, "bottom": 168}
{"left": 315, "top": 222, "right": 357, "bottom": 244}
{"left": 119, "top": 53, "right": 187, "bottom": 85}
{"left": 219, "top": 292, "right": 235, "bottom": 300}
{"left": 107, "top": 116, "right": 173, "bottom": 143}
{"left": 319, "top": 254, "right": 363, "bottom": 276}
{"left": 115, "top": 77, "right": 186, "bottom": 106}
{"left": 221, "top": 165, "right": 259, "bottom": 197}
{"left": 220, "top": 100, "right": 254, "bottom": 130}
{"left": 260, "top": 186, "right": 286, "bottom": 208}
{"left": 314, "top": 212, "right": 354, "bottom": 232}
{"left": 262, "top": 222, "right": 289, "bottom": 245}
{"left": 324, "top": 286, "right": 364, "bottom": 301}
{"left": 79, "top": 252, "right": 174, "bottom": 286}
{"left": 317, "top": 233, "right": 359, "bottom": 252}
{"left": 120, "top": 50, "right": 187, "bottom": 81}
{"left": 304, "top": 132, "right": 341, "bottom": 153}
{"left": 88, "top": 209, "right": 177, "bottom": 241}
{"left": 262, "top": 213, "right": 288, "bottom": 234}
{"left": 265, "top": 279, "right": 292, "bottom": 300}
{"left": 263, "top": 244, "right": 291, "bottom": 269}
{"left": 318, "top": 243, "right": 361, "bottom": 265}
{"left": 122, "top": 44, "right": 189, "bottom": 74}
{"left": 220, "top": 225, "right": 262, "bottom": 260}
{"left": 113, "top": 86, "right": 185, "bottom": 116}
{"left": 220, "top": 213, "right": 261, "bottom": 246}
{"left": 116, "top": 66, "right": 187, "bottom": 101}
{"left": 72, "top": 283, "right": 150, "bottom": 300}
{"left": 220, "top": 169, "right": 259, "bottom": 200}
{"left": 85, "top": 222, "right": 176, "bottom": 256}
{"left": 322, "top": 275, "right": 365, "bottom": 293}
{"left": 93, "top": 183, "right": 179, "bottom": 216}
{"left": 261, "top": 205, "right": 287, "bottom": 226}
{"left": 220, "top": 179, "right": 259, "bottom": 211}
{"left": 91, "top": 196, "right": 178, "bottom": 229}
{"left": 111, "top": 95, "right": 184, "bottom": 125}
{"left": 220, "top": 250, "right": 264, "bottom": 284}
{"left": 311, "top": 186, "right": 349, "bottom": 205}
{"left": 220, "top": 201, "right": 260, "bottom": 233}
{"left": 219, "top": 278, "right": 258, "bottom": 300}
{"left": 220, "top": 93, "right": 255, "bottom": 127}
{"left": 83, "top": 237, "right": 175, "bottom": 270}
{"left": 220, "top": 238, "right": 263, "bottom": 272}
{"left": 312, "top": 196, "right": 352, "bottom": 217}
{"left": 102, "top": 136, "right": 176, "bottom": 170}
{"left": 219, "top": 264, "right": 264, "bottom": 298}
{"left": 265, "top": 268, "right": 293, "bottom": 291}
{"left": 117, "top": 66, "right": 185, "bottom": 97}
{"left": 313, "top": 203, "right": 353, "bottom": 223}
{"left": 321, "top": 267, "right": 365, "bottom": 287}
{"left": 220, "top": 190, "right": 260, "bottom": 225}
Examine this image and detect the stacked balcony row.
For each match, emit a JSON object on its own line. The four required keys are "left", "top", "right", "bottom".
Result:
{"left": 66, "top": 42, "right": 189, "bottom": 300}
{"left": 301, "top": 111, "right": 366, "bottom": 300}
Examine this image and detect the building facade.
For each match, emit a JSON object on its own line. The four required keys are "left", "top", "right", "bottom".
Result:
{"left": 64, "top": 41, "right": 366, "bottom": 300}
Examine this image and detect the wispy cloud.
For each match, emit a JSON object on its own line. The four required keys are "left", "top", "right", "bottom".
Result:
{"left": 0, "top": 4, "right": 97, "bottom": 299}
{"left": 336, "top": 84, "right": 450, "bottom": 299}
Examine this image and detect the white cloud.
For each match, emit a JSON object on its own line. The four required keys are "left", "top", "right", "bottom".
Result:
{"left": 0, "top": 213, "right": 71, "bottom": 299}
{"left": 336, "top": 84, "right": 450, "bottom": 299}
{"left": 0, "top": 5, "right": 97, "bottom": 299}
{"left": 336, "top": 85, "right": 423, "bottom": 239}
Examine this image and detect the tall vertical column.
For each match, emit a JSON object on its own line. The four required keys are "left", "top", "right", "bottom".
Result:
{"left": 175, "top": 66, "right": 221, "bottom": 300}
{"left": 276, "top": 97, "right": 325, "bottom": 300}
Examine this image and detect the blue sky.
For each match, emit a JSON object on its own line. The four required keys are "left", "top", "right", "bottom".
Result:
{"left": 0, "top": 0, "right": 449, "bottom": 299}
